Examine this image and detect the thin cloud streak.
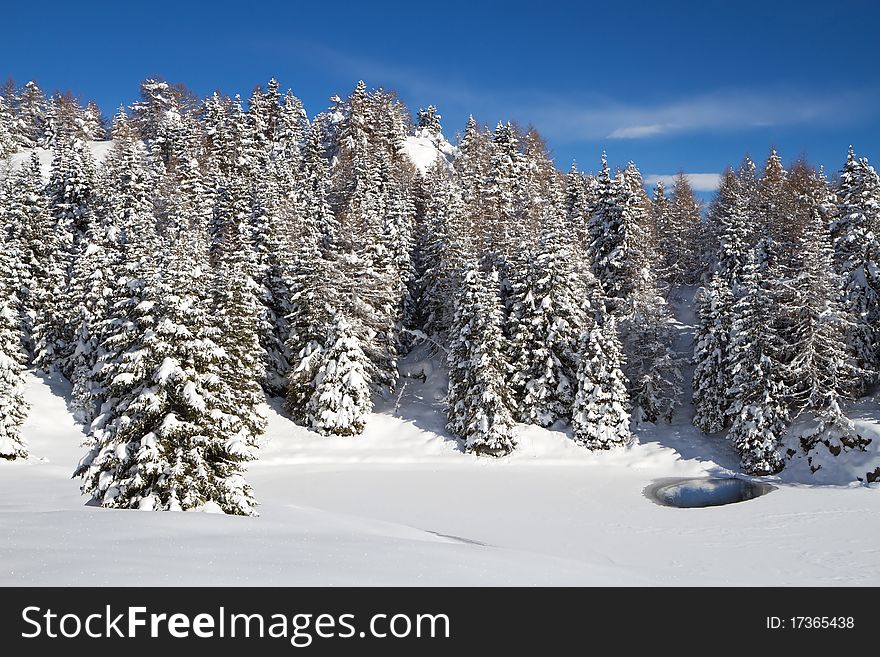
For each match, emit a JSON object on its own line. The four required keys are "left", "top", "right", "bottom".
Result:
{"left": 526, "top": 89, "right": 871, "bottom": 142}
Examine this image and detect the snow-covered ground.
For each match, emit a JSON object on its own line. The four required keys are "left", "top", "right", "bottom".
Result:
{"left": 2, "top": 330, "right": 879, "bottom": 586}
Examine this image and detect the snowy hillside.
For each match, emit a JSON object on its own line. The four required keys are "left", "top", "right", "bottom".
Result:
{"left": 2, "top": 346, "right": 879, "bottom": 586}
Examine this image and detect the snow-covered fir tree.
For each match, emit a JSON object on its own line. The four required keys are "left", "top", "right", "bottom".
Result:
{"left": 726, "top": 251, "right": 787, "bottom": 475}
{"left": 564, "top": 162, "right": 597, "bottom": 257}
{"left": 6, "top": 153, "right": 57, "bottom": 362}
{"left": 708, "top": 167, "right": 753, "bottom": 288}
{"left": 783, "top": 162, "right": 867, "bottom": 466}
{"left": 14, "top": 80, "right": 48, "bottom": 148}
{"left": 414, "top": 160, "right": 468, "bottom": 339}
{"left": 40, "top": 134, "right": 97, "bottom": 374}
{"left": 830, "top": 147, "right": 880, "bottom": 388}
{"left": 691, "top": 273, "right": 735, "bottom": 433}
{"left": 211, "top": 214, "right": 268, "bottom": 442}
{"left": 661, "top": 172, "right": 703, "bottom": 286}
{"left": 0, "top": 237, "right": 29, "bottom": 460}
{"left": 587, "top": 155, "right": 655, "bottom": 307}
{"left": 303, "top": 316, "right": 372, "bottom": 436}
{"left": 446, "top": 262, "right": 516, "bottom": 456}
{"left": 571, "top": 310, "right": 632, "bottom": 450}
{"left": 416, "top": 105, "right": 442, "bottom": 138}
{"left": 75, "top": 235, "right": 260, "bottom": 515}
{"left": 0, "top": 95, "right": 17, "bottom": 157}
{"left": 507, "top": 209, "right": 590, "bottom": 426}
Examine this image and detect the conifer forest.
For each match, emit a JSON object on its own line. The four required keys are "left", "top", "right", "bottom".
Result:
{"left": 1, "top": 77, "right": 879, "bottom": 517}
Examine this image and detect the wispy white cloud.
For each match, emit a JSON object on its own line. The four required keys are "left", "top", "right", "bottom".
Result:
{"left": 526, "top": 89, "right": 871, "bottom": 142}
{"left": 607, "top": 124, "right": 668, "bottom": 139}
{"left": 644, "top": 173, "right": 722, "bottom": 192}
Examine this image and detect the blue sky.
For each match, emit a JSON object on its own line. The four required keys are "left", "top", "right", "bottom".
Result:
{"left": 3, "top": 0, "right": 878, "bottom": 191}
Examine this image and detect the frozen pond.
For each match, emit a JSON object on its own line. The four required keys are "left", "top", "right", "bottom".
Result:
{"left": 645, "top": 477, "right": 776, "bottom": 509}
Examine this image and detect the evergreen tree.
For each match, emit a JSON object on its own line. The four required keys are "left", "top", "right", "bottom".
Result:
{"left": 726, "top": 253, "right": 787, "bottom": 475}
{"left": 416, "top": 105, "right": 442, "bottom": 138}
{"left": 692, "top": 273, "right": 735, "bottom": 433}
{"left": 75, "top": 236, "right": 259, "bottom": 515}
{"left": 587, "top": 155, "right": 655, "bottom": 306}
{"left": 564, "top": 162, "right": 595, "bottom": 256}
{"left": 413, "top": 162, "right": 468, "bottom": 339}
{"left": 709, "top": 167, "right": 752, "bottom": 288}
{"left": 0, "top": 238, "right": 29, "bottom": 460}
{"left": 0, "top": 95, "right": 16, "bottom": 157}
{"left": 784, "top": 162, "right": 865, "bottom": 461}
{"left": 620, "top": 286, "right": 683, "bottom": 425}
{"left": 7, "top": 153, "right": 57, "bottom": 362}
{"left": 483, "top": 121, "right": 521, "bottom": 256}
{"left": 41, "top": 135, "right": 98, "bottom": 374}
{"left": 830, "top": 147, "right": 880, "bottom": 387}
{"left": 662, "top": 172, "right": 703, "bottom": 285}
{"left": 507, "top": 210, "right": 590, "bottom": 426}
{"left": 446, "top": 263, "right": 516, "bottom": 456}
{"left": 571, "top": 311, "right": 632, "bottom": 450}
{"left": 212, "top": 214, "right": 268, "bottom": 440}
{"left": 303, "top": 316, "right": 372, "bottom": 436}
{"left": 14, "top": 80, "right": 47, "bottom": 148}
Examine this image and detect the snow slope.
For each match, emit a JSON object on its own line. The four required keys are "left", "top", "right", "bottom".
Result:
{"left": 402, "top": 129, "right": 457, "bottom": 174}
{"left": 2, "top": 344, "right": 878, "bottom": 586}
{"left": 2, "top": 141, "right": 114, "bottom": 180}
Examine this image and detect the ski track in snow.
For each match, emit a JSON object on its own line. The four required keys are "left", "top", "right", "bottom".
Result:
{"left": 1, "top": 291, "right": 879, "bottom": 586}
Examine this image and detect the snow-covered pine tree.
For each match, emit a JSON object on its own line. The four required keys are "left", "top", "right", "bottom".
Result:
{"left": 571, "top": 309, "right": 632, "bottom": 450}
{"left": 519, "top": 128, "right": 559, "bottom": 246}
{"left": 211, "top": 213, "right": 268, "bottom": 441}
{"left": 446, "top": 262, "right": 516, "bottom": 456}
{"left": 64, "top": 204, "right": 118, "bottom": 423}
{"left": 328, "top": 81, "right": 399, "bottom": 396}
{"left": 662, "top": 172, "right": 703, "bottom": 286}
{"left": 0, "top": 236, "right": 29, "bottom": 460}
{"left": 14, "top": 80, "right": 47, "bottom": 149}
{"left": 6, "top": 153, "right": 58, "bottom": 363}
{"left": 620, "top": 284, "right": 683, "bottom": 425}
{"left": 286, "top": 126, "right": 342, "bottom": 426}
{"left": 784, "top": 162, "right": 866, "bottom": 464}
{"left": 454, "top": 116, "right": 490, "bottom": 250}
{"left": 726, "top": 251, "right": 787, "bottom": 475}
{"left": 692, "top": 272, "right": 735, "bottom": 433}
{"left": 708, "top": 167, "right": 753, "bottom": 289}
{"left": 376, "top": 153, "right": 417, "bottom": 344}
{"left": 245, "top": 169, "right": 298, "bottom": 396}
{"left": 303, "top": 316, "right": 372, "bottom": 436}
{"left": 650, "top": 180, "right": 670, "bottom": 276}
{"left": 587, "top": 155, "right": 655, "bottom": 307}
{"left": 483, "top": 121, "right": 521, "bottom": 258}
{"left": 41, "top": 134, "right": 98, "bottom": 374}
{"left": 507, "top": 208, "right": 589, "bottom": 426}
{"left": 830, "top": 147, "right": 880, "bottom": 388}
{"left": 564, "top": 162, "right": 596, "bottom": 257}
{"left": 82, "top": 101, "right": 105, "bottom": 141}
{"left": 413, "top": 160, "right": 468, "bottom": 339}
{"left": 416, "top": 105, "right": 442, "bottom": 138}
{"left": 86, "top": 114, "right": 157, "bottom": 441}
{"left": 75, "top": 233, "right": 259, "bottom": 515}
{"left": 596, "top": 162, "right": 683, "bottom": 424}
{"left": 0, "top": 95, "right": 17, "bottom": 157}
